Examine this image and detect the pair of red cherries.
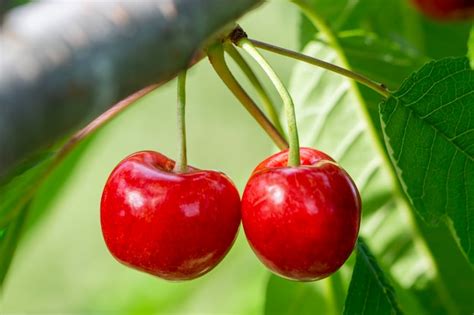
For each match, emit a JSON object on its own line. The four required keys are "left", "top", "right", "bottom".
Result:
{"left": 100, "top": 147, "right": 361, "bottom": 281}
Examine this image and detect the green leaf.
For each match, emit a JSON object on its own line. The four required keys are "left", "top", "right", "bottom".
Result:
{"left": 343, "top": 239, "right": 403, "bottom": 315}
{"left": 298, "top": 0, "right": 470, "bottom": 135}
{"left": 25, "top": 136, "right": 96, "bottom": 230}
{"left": 380, "top": 57, "right": 474, "bottom": 264}
{"left": 469, "top": 26, "right": 474, "bottom": 69}
{"left": 0, "top": 204, "right": 29, "bottom": 286}
{"left": 296, "top": 1, "right": 474, "bottom": 313}
{"left": 0, "top": 154, "right": 53, "bottom": 227}
{"left": 0, "top": 154, "right": 55, "bottom": 286}
{"left": 0, "top": 137, "right": 95, "bottom": 288}
{"left": 299, "top": 0, "right": 471, "bottom": 60}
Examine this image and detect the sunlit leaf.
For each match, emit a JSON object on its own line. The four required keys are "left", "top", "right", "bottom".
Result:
{"left": 380, "top": 57, "right": 474, "bottom": 264}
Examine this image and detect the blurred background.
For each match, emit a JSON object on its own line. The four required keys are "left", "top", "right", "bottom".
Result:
{"left": 0, "top": 1, "right": 301, "bottom": 313}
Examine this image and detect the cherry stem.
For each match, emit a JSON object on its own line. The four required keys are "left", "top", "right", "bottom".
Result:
{"left": 207, "top": 43, "right": 288, "bottom": 150}
{"left": 236, "top": 38, "right": 300, "bottom": 167}
{"left": 174, "top": 71, "right": 188, "bottom": 173}
{"left": 223, "top": 42, "right": 286, "bottom": 137}
{"left": 248, "top": 38, "right": 390, "bottom": 98}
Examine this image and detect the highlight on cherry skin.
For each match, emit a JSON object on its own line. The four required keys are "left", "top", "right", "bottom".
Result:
{"left": 242, "top": 147, "right": 361, "bottom": 281}
{"left": 100, "top": 151, "right": 241, "bottom": 281}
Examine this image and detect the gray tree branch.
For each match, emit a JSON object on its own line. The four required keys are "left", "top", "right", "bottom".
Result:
{"left": 0, "top": 0, "right": 262, "bottom": 181}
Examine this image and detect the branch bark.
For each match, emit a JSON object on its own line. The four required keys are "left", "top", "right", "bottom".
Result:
{"left": 0, "top": 0, "right": 262, "bottom": 180}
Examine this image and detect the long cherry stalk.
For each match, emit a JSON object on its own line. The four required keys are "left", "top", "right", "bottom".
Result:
{"left": 223, "top": 42, "right": 285, "bottom": 136}
{"left": 207, "top": 43, "right": 288, "bottom": 150}
{"left": 236, "top": 38, "right": 300, "bottom": 166}
{"left": 174, "top": 71, "right": 188, "bottom": 173}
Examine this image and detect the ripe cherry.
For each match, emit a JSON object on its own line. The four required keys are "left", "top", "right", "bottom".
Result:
{"left": 241, "top": 148, "right": 361, "bottom": 281}
{"left": 411, "top": 0, "right": 474, "bottom": 20}
{"left": 100, "top": 151, "right": 241, "bottom": 280}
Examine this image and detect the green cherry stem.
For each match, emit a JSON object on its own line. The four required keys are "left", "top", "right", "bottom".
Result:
{"left": 223, "top": 42, "right": 285, "bottom": 136}
{"left": 248, "top": 38, "right": 390, "bottom": 98}
{"left": 174, "top": 71, "right": 188, "bottom": 173}
{"left": 207, "top": 43, "right": 288, "bottom": 150}
{"left": 237, "top": 38, "right": 300, "bottom": 167}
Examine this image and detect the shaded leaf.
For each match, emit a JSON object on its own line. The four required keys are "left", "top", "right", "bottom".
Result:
{"left": 469, "top": 26, "right": 474, "bottom": 69}
{"left": 343, "top": 239, "right": 403, "bottom": 315}
{"left": 0, "top": 137, "right": 96, "bottom": 288}
{"left": 299, "top": 0, "right": 471, "bottom": 60}
{"left": 413, "top": 214, "right": 474, "bottom": 314}
{"left": 380, "top": 57, "right": 474, "bottom": 264}
{"left": 0, "top": 155, "right": 53, "bottom": 227}
{"left": 0, "top": 204, "right": 29, "bottom": 286}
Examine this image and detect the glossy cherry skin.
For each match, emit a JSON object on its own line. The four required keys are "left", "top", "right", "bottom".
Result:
{"left": 412, "top": 0, "right": 474, "bottom": 20}
{"left": 100, "top": 151, "right": 241, "bottom": 280}
{"left": 242, "top": 148, "right": 361, "bottom": 281}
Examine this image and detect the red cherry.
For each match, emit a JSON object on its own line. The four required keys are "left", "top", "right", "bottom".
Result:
{"left": 242, "top": 148, "right": 361, "bottom": 281}
{"left": 100, "top": 151, "right": 241, "bottom": 280}
{"left": 412, "top": 0, "right": 474, "bottom": 20}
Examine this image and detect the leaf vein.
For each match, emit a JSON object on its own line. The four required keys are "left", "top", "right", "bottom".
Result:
{"left": 463, "top": 158, "right": 472, "bottom": 257}
{"left": 401, "top": 68, "right": 469, "bottom": 107}
{"left": 444, "top": 150, "right": 457, "bottom": 215}
{"left": 359, "top": 243, "right": 401, "bottom": 313}
{"left": 420, "top": 132, "right": 437, "bottom": 200}
{"left": 395, "top": 111, "right": 412, "bottom": 162}
{"left": 420, "top": 90, "right": 474, "bottom": 120}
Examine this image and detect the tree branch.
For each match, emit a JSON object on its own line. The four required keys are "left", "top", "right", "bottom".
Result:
{"left": 0, "top": 0, "right": 262, "bottom": 181}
